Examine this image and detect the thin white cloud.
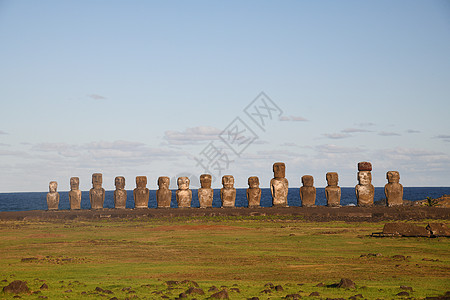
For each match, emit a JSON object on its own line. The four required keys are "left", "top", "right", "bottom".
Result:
{"left": 315, "top": 144, "right": 365, "bottom": 154}
{"left": 0, "top": 130, "right": 8, "bottom": 135}
{"left": 323, "top": 133, "right": 352, "bottom": 139}
{"left": 164, "top": 126, "right": 222, "bottom": 145}
{"left": 253, "top": 139, "right": 269, "bottom": 145}
{"left": 378, "top": 131, "right": 401, "bottom": 136}
{"left": 341, "top": 128, "right": 371, "bottom": 133}
{"left": 280, "top": 142, "right": 298, "bottom": 147}
{"left": 406, "top": 129, "right": 420, "bottom": 134}
{"left": 87, "top": 94, "right": 106, "bottom": 100}
{"left": 356, "top": 122, "right": 376, "bottom": 127}
{"left": 279, "top": 115, "right": 308, "bottom": 122}
{"left": 435, "top": 134, "right": 450, "bottom": 142}
{"left": 0, "top": 143, "right": 10, "bottom": 147}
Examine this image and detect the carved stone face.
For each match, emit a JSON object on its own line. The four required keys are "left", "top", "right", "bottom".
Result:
{"left": 92, "top": 173, "right": 102, "bottom": 187}
{"left": 358, "top": 171, "right": 372, "bottom": 185}
{"left": 302, "top": 175, "right": 314, "bottom": 187}
{"left": 70, "top": 177, "right": 79, "bottom": 190}
{"left": 326, "top": 172, "right": 338, "bottom": 186}
{"left": 222, "top": 175, "right": 234, "bottom": 188}
{"left": 273, "top": 162, "right": 286, "bottom": 178}
{"left": 158, "top": 176, "right": 170, "bottom": 188}
{"left": 248, "top": 176, "right": 259, "bottom": 188}
{"left": 200, "top": 174, "right": 212, "bottom": 188}
{"left": 49, "top": 181, "right": 57, "bottom": 193}
{"left": 136, "top": 176, "right": 147, "bottom": 188}
{"left": 177, "top": 177, "right": 190, "bottom": 190}
{"left": 115, "top": 176, "right": 125, "bottom": 189}
{"left": 387, "top": 171, "right": 400, "bottom": 183}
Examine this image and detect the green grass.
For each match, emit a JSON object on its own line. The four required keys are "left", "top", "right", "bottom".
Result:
{"left": 0, "top": 216, "right": 449, "bottom": 299}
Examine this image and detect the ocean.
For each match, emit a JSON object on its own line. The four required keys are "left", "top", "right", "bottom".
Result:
{"left": 0, "top": 187, "right": 449, "bottom": 212}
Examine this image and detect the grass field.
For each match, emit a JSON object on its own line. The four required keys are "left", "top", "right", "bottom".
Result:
{"left": 0, "top": 216, "right": 449, "bottom": 299}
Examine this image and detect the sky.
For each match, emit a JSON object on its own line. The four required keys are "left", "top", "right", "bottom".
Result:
{"left": 0, "top": 0, "right": 449, "bottom": 192}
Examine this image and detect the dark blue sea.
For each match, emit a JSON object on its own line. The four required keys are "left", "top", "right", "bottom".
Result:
{"left": 0, "top": 187, "right": 449, "bottom": 212}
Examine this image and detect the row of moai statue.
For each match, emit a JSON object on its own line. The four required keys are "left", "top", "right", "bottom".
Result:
{"left": 47, "top": 162, "right": 404, "bottom": 210}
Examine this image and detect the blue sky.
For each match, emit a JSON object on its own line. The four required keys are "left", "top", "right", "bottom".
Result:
{"left": 1, "top": 0, "right": 449, "bottom": 192}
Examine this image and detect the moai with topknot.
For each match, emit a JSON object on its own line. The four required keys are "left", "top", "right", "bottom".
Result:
{"left": 270, "top": 162, "right": 289, "bottom": 207}
{"left": 355, "top": 162, "right": 374, "bottom": 207}
{"left": 176, "top": 177, "right": 192, "bottom": 208}
{"left": 198, "top": 174, "right": 213, "bottom": 208}
{"left": 246, "top": 176, "right": 261, "bottom": 208}
{"left": 47, "top": 181, "right": 59, "bottom": 210}
{"left": 221, "top": 175, "right": 236, "bottom": 208}
{"left": 156, "top": 176, "right": 172, "bottom": 208}
{"left": 325, "top": 172, "right": 341, "bottom": 207}
{"left": 69, "top": 177, "right": 82, "bottom": 210}
{"left": 300, "top": 175, "right": 316, "bottom": 207}
{"left": 114, "top": 176, "right": 127, "bottom": 209}
{"left": 90, "top": 173, "right": 105, "bottom": 209}
{"left": 133, "top": 176, "right": 149, "bottom": 209}
{"left": 385, "top": 171, "right": 403, "bottom": 207}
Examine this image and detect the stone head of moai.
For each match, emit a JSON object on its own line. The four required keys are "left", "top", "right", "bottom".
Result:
{"left": 49, "top": 181, "right": 58, "bottom": 193}
{"left": 222, "top": 175, "right": 234, "bottom": 188}
{"left": 70, "top": 177, "right": 79, "bottom": 190}
{"left": 115, "top": 176, "right": 125, "bottom": 189}
{"left": 200, "top": 174, "right": 212, "bottom": 188}
{"left": 326, "top": 172, "right": 339, "bottom": 186}
{"left": 273, "top": 162, "right": 286, "bottom": 178}
{"left": 357, "top": 171, "right": 372, "bottom": 185}
{"left": 136, "top": 176, "right": 147, "bottom": 188}
{"left": 387, "top": 171, "right": 400, "bottom": 183}
{"left": 158, "top": 176, "right": 170, "bottom": 189}
{"left": 92, "top": 173, "right": 103, "bottom": 188}
{"left": 177, "top": 177, "right": 190, "bottom": 190}
{"left": 302, "top": 175, "right": 314, "bottom": 187}
{"left": 248, "top": 176, "right": 259, "bottom": 188}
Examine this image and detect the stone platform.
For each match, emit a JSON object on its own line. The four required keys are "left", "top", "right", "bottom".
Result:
{"left": 0, "top": 206, "right": 449, "bottom": 222}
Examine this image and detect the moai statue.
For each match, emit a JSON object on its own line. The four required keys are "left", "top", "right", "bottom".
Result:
{"left": 221, "top": 175, "right": 236, "bottom": 208}
{"left": 355, "top": 162, "right": 374, "bottom": 207}
{"left": 69, "top": 177, "right": 81, "bottom": 210}
{"left": 385, "top": 171, "right": 403, "bottom": 207}
{"left": 246, "top": 176, "right": 261, "bottom": 208}
{"left": 198, "top": 174, "right": 213, "bottom": 208}
{"left": 114, "top": 176, "right": 127, "bottom": 209}
{"left": 156, "top": 176, "right": 172, "bottom": 208}
{"left": 325, "top": 172, "right": 341, "bottom": 207}
{"left": 90, "top": 173, "right": 105, "bottom": 209}
{"left": 47, "top": 181, "right": 59, "bottom": 210}
{"left": 300, "top": 175, "right": 316, "bottom": 207}
{"left": 270, "top": 162, "right": 289, "bottom": 207}
{"left": 176, "top": 177, "right": 192, "bottom": 208}
{"left": 133, "top": 176, "right": 149, "bottom": 209}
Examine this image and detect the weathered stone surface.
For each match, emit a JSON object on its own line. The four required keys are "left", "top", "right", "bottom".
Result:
{"left": 426, "top": 223, "right": 450, "bottom": 237}
{"left": 270, "top": 162, "right": 288, "bottom": 207}
{"left": 382, "top": 223, "right": 430, "bottom": 237}
{"left": 113, "top": 176, "right": 127, "bottom": 209}
{"left": 325, "top": 172, "right": 341, "bottom": 207}
{"left": 90, "top": 173, "right": 105, "bottom": 209}
{"left": 300, "top": 175, "right": 316, "bottom": 207}
{"left": 2, "top": 280, "right": 30, "bottom": 294}
{"left": 247, "top": 176, "right": 261, "bottom": 208}
{"left": 156, "top": 176, "right": 172, "bottom": 208}
{"left": 69, "top": 177, "right": 81, "bottom": 210}
{"left": 337, "top": 278, "right": 356, "bottom": 289}
{"left": 358, "top": 161, "right": 372, "bottom": 171}
{"left": 385, "top": 171, "right": 403, "bottom": 207}
{"left": 209, "top": 289, "right": 229, "bottom": 299}
{"left": 133, "top": 176, "right": 149, "bottom": 209}
{"left": 198, "top": 174, "right": 213, "bottom": 208}
{"left": 355, "top": 163, "right": 374, "bottom": 207}
{"left": 46, "top": 181, "right": 59, "bottom": 210}
{"left": 221, "top": 175, "right": 236, "bottom": 208}
{"left": 176, "top": 177, "right": 192, "bottom": 208}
